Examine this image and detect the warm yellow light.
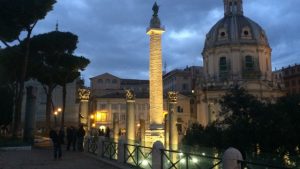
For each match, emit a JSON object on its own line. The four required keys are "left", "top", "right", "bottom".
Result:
{"left": 137, "top": 123, "right": 140, "bottom": 127}
{"left": 92, "top": 123, "right": 96, "bottom": 127}
{"left": 99, "top": 125, "right": 106, "bottom": 131}
{"left": 163, "top": 111, "right": 168, "bottom": 116}
{"left": 57, "top": 108, "right": 62, "bottom": 112}
{"left": 95, "top": 111, "right": 107, "bottom": 122}
{"left": 54, "top": 111, "right": 58, "bottom": 116}
{"left": 90, "top": 114, "right": 94, "bottom": 119}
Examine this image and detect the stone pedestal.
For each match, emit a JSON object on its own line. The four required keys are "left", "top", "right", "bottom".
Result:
{"left": 152, "top": 141, "right": 164, "bottom": 169}
{"left": 223, "top": 147, "right": 243, "bottom": 169}
{"left": 145, "top": 129, "right": 165, "bottom": 148}
{"left": 23, "top": 86, "right": 37, "bottom": 144}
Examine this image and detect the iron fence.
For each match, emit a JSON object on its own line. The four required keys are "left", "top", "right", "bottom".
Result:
{"left": 102, "top": 140, "right": 118, "bottom": 160}
{"left": 161, "top": 149, "right": 222, "bottom": 169}
{"left": 86, "top": 136, "right": 98, "bottom": 155}
{"left": 124, "top": 143, "right": 153, "bottom": 169}
{"left": 84, "top": 139, "right": 292, "bottom": 169}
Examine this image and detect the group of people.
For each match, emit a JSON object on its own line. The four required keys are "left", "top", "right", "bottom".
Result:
{"left": 49, "top": 125, "right": 86, "bottom": 160}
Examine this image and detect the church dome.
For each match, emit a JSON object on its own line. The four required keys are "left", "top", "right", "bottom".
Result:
{"left": 204, "top": 0, "right": 269, "bottom": 51}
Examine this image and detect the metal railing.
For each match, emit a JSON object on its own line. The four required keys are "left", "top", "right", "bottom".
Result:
{"left": 86, "top": 136, "right": 98, "bottom": 155}
{"left": 124, "top": 143, "right": 153, "bottom": 169}
{"left": 84, "top": 139, "right": 292, "bottom": 169}
{"left": 161, "top": 149, "right": 222, "bottom": 169}
{"left": 102, "top": 140, "right": 118, "bottom": 160}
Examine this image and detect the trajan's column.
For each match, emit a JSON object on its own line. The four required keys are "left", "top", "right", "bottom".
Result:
{"left": 146, "top": 2, "right": 165, "bottom": 145}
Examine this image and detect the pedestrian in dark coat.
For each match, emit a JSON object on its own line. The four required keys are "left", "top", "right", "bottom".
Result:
{"left": 66, "top": 126, "right": 72, "bottom": 151}
{"left": 77, "top": 125, "right": 85, "bottom": 152}
{"left": 72, "top": 127, "right": 77, "bottom": 151}
{"left": 49, "top": 127, "right": 63, "bottom": 160}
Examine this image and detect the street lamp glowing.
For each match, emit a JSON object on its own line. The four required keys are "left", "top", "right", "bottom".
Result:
{"left": 92, "top": 123, "right": 96, "bottom": 127}
{"left": 57, "top": 108, "right": 62, "bottom": 112}
{"left": 54, "top": 111, "right": 58, "bottom": 116}
{"left": 90, "top": 114, "right": 94, "bottom": 119}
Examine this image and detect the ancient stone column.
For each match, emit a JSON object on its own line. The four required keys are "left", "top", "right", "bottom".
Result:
{"left": 78, "top": 88, "right": 90, "bottom": 126}
{"left": 125, "top": 89, "right": 135, "bottom": 144}
{"left": 23, "top": 86, "right": 37, "bottom": 144}
{"left": 113, "top": 113, "right": 119, "bottom": 143}
{"left": 145, "top": 2, "right": 166, "bottom": 147}
{"left": 140, "top": 119, "right": 145, "bottom": 145}
{"left": 164, "top": 113, "right": 169, "bottom": 150}
{"left": 168, "top": 91, "right": 178, "bottom": 151}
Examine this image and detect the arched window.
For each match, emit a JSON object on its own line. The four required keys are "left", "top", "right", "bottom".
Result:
{"left": 219, "top": 57, "right": 227, "bottom": 72}
{"left": 245, "top": 55, "right": 254, "bottom": 70}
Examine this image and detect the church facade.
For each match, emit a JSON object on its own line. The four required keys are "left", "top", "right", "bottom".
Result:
{"left": 196, "top": 0, "right": 286, "bottom": 126}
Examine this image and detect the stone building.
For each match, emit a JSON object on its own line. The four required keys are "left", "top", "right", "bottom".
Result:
{"left": 279, "top": 64, "right": 300, "bottom": 94}
{"left": 22, "top": 79, "right": 81, "bottom": 129}
{"left": 197, "top": 0, "right": 286, "bottom": 126}
{"left": 163, "top": 66, "right": 203, "bottom": 93}
{"left": 89, "top": 72, "right": 195, "bottom": 139}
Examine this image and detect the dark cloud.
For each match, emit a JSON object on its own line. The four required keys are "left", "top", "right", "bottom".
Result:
{"left": 32, "top": 0, "right": 299, "bottom": 84}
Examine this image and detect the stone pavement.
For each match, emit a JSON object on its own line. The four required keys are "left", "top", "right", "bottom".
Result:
{"left": 0, "top": 143, "right": 119, "bottom": 169}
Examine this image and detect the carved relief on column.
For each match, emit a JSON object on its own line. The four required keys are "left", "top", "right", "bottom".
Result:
{"left": 125, "top": 89, "right": 135, "bottom": 101}
{"left": 167, "top": 91, "right": 178, "bottom": 104}
{"left": 78, "top": 88, "right": 91, "bottom": 101}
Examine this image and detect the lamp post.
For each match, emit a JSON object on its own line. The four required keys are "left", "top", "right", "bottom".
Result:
{"left": 53, "top": 107, "right": 62, "bottom": 127}
{"left": 54, "top": 111, "right": 58, "bottom": 127}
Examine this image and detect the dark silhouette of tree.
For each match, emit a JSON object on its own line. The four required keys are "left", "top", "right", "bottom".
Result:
{"left": 0, "top": 0, "right": 56, "bottom": 136}
{"left": 56, "top": 55, "right": 89, "bottom": 127}
{"left": 29, "top": 31, "right": 89, "bottom": 130}
{"left": 183, "top": 86, "right": 300, "bottom": 166}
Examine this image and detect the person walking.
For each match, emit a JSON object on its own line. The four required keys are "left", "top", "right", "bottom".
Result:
{"left": 66, "top": 126, "right": 73, "bottom": 151}
{"left": 77, "top": 125, "right": 85, "bottom": 152}
{"left": 71, "top": 127, "right": 77, "bottom": 151}
{"left": 49, "top": 127, "right": 63, "bottom": 160}
{"left": 59, "top": 127, "right": 65, "bottom": 144}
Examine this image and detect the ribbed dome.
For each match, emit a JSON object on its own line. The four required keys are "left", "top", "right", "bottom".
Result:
{"left": 204, "top": 15, "right": 269, "bottom": 51}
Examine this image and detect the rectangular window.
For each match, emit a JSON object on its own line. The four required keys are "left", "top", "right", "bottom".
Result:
{"left": 121, "top": 114, "right": 126, "bottom": 121}
{"left": 121, "top": 104, "right": 126, "bottom": 110}
{"left": 112, "top": 104, "right": 118, "bottom": 110}
{"left": 101, "top": 104, "right": 106, "bottom": 109}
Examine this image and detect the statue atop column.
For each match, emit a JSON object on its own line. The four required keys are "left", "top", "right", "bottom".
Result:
{"left": 152, "top": 2, "right": 159, "bottom": 16}
{"left": 149, "top": 2, "right": 161, "bottom": 28}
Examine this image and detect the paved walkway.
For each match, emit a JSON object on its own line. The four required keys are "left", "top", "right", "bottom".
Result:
{"left": 0, "top": 141, "right": 119, "bottom": 169}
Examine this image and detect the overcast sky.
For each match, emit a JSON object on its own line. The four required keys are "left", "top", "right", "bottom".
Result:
{"left": 32, "top": 0, "right": 299, "bottom": 84}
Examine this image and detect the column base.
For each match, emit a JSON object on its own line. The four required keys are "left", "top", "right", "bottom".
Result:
{"left": 145, "top": 128, "right": 165, "bottom": 147}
